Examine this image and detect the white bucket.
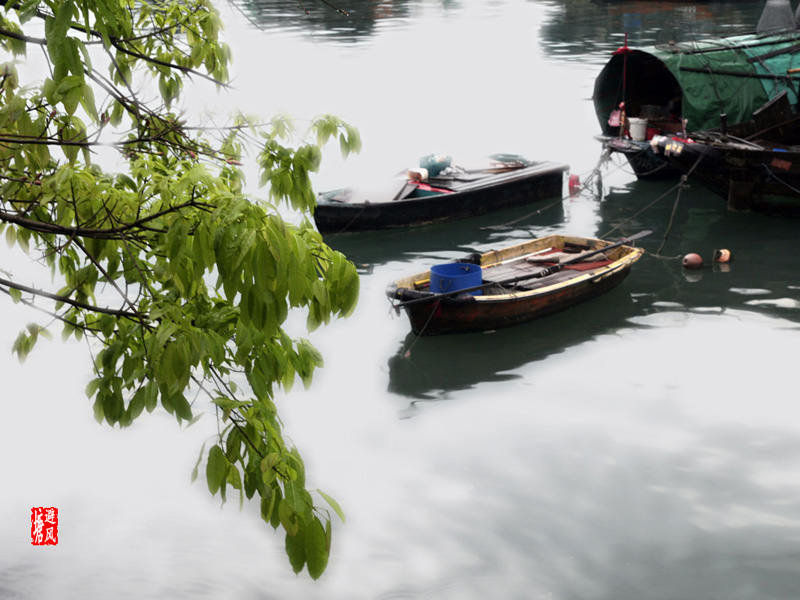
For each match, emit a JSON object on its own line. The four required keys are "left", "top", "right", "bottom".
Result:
{"left": 406, "top": 167, "right": 429, "bottom": 181}
{"left": 628, "top": 117, "right": 648, "bottom": 141}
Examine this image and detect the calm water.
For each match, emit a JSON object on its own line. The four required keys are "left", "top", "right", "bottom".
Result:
{"left": 3, "top": 1, "right": 800, "bottom": 599}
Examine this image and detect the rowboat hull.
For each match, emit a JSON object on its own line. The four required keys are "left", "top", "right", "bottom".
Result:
{"left": 386, "top": 235, "right": 645, "bottom": 336}
{"left": 314, "top": 161, "right": 568, "bottom": 234}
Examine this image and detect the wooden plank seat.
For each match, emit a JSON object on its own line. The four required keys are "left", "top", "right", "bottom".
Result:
{"left": 481, "top": 253, "right": 614, "bottom": 293}
{"left": 482, "top": 267, "right": 584, "bottom": 292}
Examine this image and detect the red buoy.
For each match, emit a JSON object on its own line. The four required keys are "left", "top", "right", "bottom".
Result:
{"left": 568, "top": 174, "right": 580, "bottom": 196}
{"left": 682, "top": 253, "right": 703, "bottom": 269}
{"left": 713, "top": 248, "right": 733, "bottom": 263}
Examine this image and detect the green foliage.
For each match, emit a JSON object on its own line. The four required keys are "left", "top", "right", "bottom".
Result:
{"left": 0, "top": 0, "right": 358, "bottom": 579}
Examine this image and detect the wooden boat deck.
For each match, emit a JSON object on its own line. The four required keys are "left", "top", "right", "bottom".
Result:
{"left": 479, "top": 251, "right": 614, "bottom": 293}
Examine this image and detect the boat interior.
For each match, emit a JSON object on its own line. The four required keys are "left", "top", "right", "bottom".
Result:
{"left": 692, "top": 90, "right": 800, "bottom": 149}
{"left": 319, "top": 155, "right": 542, "bottom": 204}
{"left": 594, "top": 49, "right": 685, "bottom": 139}
{"left": 406, "top": 237, "right": 629, "bottom": 297}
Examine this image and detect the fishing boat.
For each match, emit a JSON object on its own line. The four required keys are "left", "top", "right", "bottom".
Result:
{"left": 651, "top": 90, "right": 800, "bottom": 214}
{"left": 593, "top": 1, "right": 800, "bottom": 179}
{"left": 313, "top": 154, "right": 568, "bottom": 234}
{"left": 386, "top": 231, "right": 648, "bottom": 336}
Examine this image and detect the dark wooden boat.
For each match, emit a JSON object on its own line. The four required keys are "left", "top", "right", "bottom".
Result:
{"left": 650, "top": 91, "right": 800, "bottom": 214}
{"left": 386, "top": 232, "right": 647, "bottom": 336}
{"left": 593, "top": 18, "right": 800, "bottom": 179}
{"left": 313, "top": 155, "right": 568, "bottom": 234}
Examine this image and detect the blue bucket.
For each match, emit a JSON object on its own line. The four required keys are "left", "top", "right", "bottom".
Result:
{"left": 429, "top": 263, "right": 482, "bottom": 296}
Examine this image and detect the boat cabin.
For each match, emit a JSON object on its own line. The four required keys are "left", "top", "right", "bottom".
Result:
{"left": 593, "top": 33, "right": 800, "bottom": 140}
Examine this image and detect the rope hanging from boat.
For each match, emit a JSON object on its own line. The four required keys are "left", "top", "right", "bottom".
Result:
{"left": 603, "top": 142, "right": 671, "bottom": 179}
{"left": 600, "top": 142, "right": 713, "bottom": 259}
{"left": 479, "top": 196, "right": 564, "bottom": 231}
{"left": 760, "top": 162, "right": 800, "bottom": 195}
{"left": 655, "top": 175, "right": 689, "bottom": 256}
{"left": 400, "top": 298, "right": 442, "bottom": 343}
{"left": 330, "top": 204, "right": 369, "bottom": 234}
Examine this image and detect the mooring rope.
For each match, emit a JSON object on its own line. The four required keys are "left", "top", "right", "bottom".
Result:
{"left": 601, "top": 140, "right": 712, "bottom": 259}
{"left": 760, "top": 162, "right": 800, "bottom": 195}
{"left": 655, "top": 176, "right": 689, "bottom": 256}
{"left": 330, "top": 203, "right": 368, "bottom": 234}
{"left": 402, "top": 298, "right": 442, "bottom": 346}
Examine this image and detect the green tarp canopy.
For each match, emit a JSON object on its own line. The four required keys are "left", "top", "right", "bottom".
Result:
{"left": 593, "top": 33, "right": 800, "bottom": 134}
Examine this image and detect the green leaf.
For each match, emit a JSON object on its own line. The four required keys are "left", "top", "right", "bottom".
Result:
{"left": 190, "top": 441, "right": 207, "bottom": 484}
{"left": 269, "top": 489, "right": 283, "bottom": 530}
{"left": 305, "top": 517, "right": 329, "bottom": 580}
{"left": 143, "top": 381, "right": 158, "bottom": 413}
{"left": 170, "top": 391, "right": 193, "bottom": 422}
{"left": 128, "top": 388, "right": 145, "bottom": 421}
{"left": 226, "top": 464, "right": 242, "bottom": 490}
{"left": 317, "top": 489, "right": 345, "bottom": 523}
{"left": 278, "top": 497, "right": 299, "bottom": 536}
{"left": 260, "top": 488, "right": 276, "bottom": 522}
{"left": 166, "top": 218, "right": 187, "bottom": 262}
{"left": 260, "top": 452, "right": 279, "bottom": 474}
{"left": 11, "top": 331, "right": 30, "bottom": 363}
{"left": 285, "top": 519, "right": 306, "bottom": 574}
{"left": 101, "top": 389, "right": 124, "bottom": 425}
{"left": 85, "top": 378, "right": 101, "bottom": 399}
{"left": 206, "top": 444, "right": 227, "bottom": 495}
{"left": 5, "top": 225, "right": 16, "bottom": 248}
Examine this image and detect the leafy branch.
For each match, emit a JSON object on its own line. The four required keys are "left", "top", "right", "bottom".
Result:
{"left": 0, "top": 0, "right": 360, "bottom": 579}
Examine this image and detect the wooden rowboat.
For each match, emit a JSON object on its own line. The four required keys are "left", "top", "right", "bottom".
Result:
{"left": 386, "top": 233, "right": 648, "bottom": 336}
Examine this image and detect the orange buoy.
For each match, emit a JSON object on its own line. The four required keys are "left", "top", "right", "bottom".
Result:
{"left": 682, "top": 253, "right": 703, "bottom": 269}
{"left": 713, "top": 248, "right": 733, "bottom": 263}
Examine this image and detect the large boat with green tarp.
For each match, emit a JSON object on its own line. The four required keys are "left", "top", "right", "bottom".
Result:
{"left": 593, "top": 15, "right": 800, "bottom": 179}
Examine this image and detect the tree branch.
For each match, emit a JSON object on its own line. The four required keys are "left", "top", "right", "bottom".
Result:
{"left": 0, "top": 26, "right": 46, "bottom": 46}
{"left": 0, "top": 276, "right": 141, "bottom": 318}
{"left": 0, "top": 200, "right": 214, "bottom": 239}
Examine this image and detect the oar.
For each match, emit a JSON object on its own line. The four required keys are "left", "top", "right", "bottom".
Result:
{"left": 393, "top": 230, "right": 652, "bottom": 309}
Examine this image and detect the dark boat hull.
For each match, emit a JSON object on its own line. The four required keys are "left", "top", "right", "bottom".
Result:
{"left": 652, "top": 135, "right": 800, "bottom": 214}
{"left": 313, "top": 162, "right": 568, "bottom": 234}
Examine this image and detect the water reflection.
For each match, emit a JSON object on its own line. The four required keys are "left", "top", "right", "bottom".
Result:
{"left": 234, "top": 0, "right": 438, "bottom": 43}
{"left": 377, "top": 307, "right": 800, "bottom": 600}
{"left": 596, "top": 177, "right": 800, "bottom": 323}
{"left": 388, "top": 284, "right": 643, "bottom": 401}
{"left": 236, "top": 0, "right": 768, "bottom": 49}
{"left": 324, "top": 197, "right": 567, "bottom": 268}
{"left": 540, "top": 0, "right": 768, "bottom": 61}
